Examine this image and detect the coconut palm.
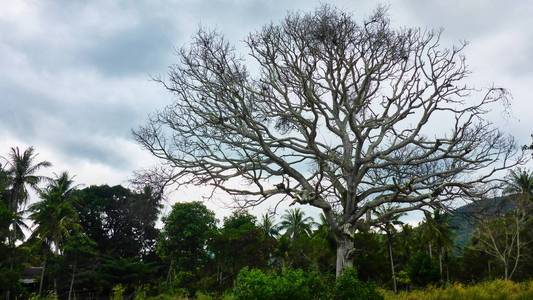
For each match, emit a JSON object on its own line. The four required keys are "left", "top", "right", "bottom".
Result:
{"left": 259, "top": 213, "right": 279, "bottom": 238}
{"left": 375, "top": 204, "right": 405, "bottom": 293}
{"left": 4, "top": 146, "right": 51, "bottom": 212}
{"left": 278, "top": 208, "right": 315, "bottom": 240}
{"left": 504, "top": 168, "right": 533, "bottom": 203}
{"left": 28, "top": 171, "right": 80, "bottom": 296}
{"left": 1, "top": 147, "right": 51, "bottom": 247}
{"left": 422, "top": 208, "right": 453, "bottom": 283}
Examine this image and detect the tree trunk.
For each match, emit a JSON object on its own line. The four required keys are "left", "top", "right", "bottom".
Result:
{"left": 444, "top": 250, "right": 449, "bottom": 283}
{"left": 438, "top": 249, "right": 443, "bottom": 282}
{"left": 504, "top": 261, "right": 509, "bottom": 280}
{"left": 54, "top": 279, "right": 58, "bottom": 298}
{"left": 428, "top": 243, "right": 433, "bottom": 260}
{"left": 387, "top": 234, "right": 397, "bottom": 293}
{"left": 335, "top": 236, "right": 354, "bottom": 277}
{"left": 166, "top": 258, "right": 174, "bottom": 284}
{"left": 39, "top": 257, "right": 47, "bottom": 297}
{"left": 68, "top": 261, "right": 77, "bottom": 300}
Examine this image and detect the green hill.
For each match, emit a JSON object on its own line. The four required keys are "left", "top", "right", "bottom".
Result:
{"left": 449, "top": 196, "right": 517, "bottom": 252}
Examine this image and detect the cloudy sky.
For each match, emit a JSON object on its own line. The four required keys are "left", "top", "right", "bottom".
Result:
{"left": 1, "top": 0, "right": 532, "bottom": 220}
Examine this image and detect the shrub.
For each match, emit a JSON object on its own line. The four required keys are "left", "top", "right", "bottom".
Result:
{"left": 233, "top": 268, "right": 328, "bottom": 300}
{"left": 334, "top": 268, "right": 383, "bottom": 300}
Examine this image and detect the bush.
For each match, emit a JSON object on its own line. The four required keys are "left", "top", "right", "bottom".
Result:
{"left": 233, "top": 268, "right": 328, "bottom": 300}
{"left": 334, "top": 268, "right": 383, "bottom": 300}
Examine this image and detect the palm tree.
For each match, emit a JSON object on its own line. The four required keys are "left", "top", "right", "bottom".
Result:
{"left": 504, "top": 168, "right": 533, "bottom": 203}
{"left": 259, "top": 213, "right": 279, "bottom": 238}
{"left": 278, "top": 208, "right": 315, "bottom": 240}
{"left": 4, "top": 146, "right": 51, "bottom": 212}
{"left": 1, "top": 147, "right": 50, "bottom": 300}
{"left": 2, "top": 147, "right": 51, "bottom": 246}
{"left": 29, "top": 171, "right": 80, "bottom": 297}
{"left": 422, "top": 208, "right": 453, "bottom": 283}
{"left": 375, "top": 204, "right": 405, "bottom": 293}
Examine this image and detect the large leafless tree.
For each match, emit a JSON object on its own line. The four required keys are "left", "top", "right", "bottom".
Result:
{"left": 134, "top": 6, "right": 523, "bottom": 276}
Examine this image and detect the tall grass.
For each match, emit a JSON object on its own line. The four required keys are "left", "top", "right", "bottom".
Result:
{"left": 382, "top": 280, "right": 533, "bottom": 300}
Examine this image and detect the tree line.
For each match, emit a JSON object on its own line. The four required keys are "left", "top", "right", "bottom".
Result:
{"left": 1, "top": 146, "right": 532, "bottom": 299}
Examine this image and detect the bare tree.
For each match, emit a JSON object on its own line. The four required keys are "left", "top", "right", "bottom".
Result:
{"left": 472, "top": 205, "right": 528, "bottom": 280}
{"left": 473, "top": 168, "right": 533, "bottom": 280}
{"left": 134, "top": 6, "right": 522, "bottom": 276}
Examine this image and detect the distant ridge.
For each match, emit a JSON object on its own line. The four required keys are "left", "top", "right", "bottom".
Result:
{"left": 449, "top": 196, "right": 517, "bottom": 252}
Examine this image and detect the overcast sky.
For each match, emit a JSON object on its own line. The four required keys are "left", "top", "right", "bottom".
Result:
{"left": 1, "top": 0, "right": 532, "bottom": 221}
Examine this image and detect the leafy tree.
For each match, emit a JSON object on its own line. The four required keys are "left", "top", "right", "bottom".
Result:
{"left": 158, "top": 202, "right": 217, "bottom": 284}
{"left": 213, "top": 211, "right": 273, "bottom": 289}
{"left": 135, "top": 5, "right": 520, "bottom": 276}
{"left": 73, "top": 185, "right": 161, "bottom": 258}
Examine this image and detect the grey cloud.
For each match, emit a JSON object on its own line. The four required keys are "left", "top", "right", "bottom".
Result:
{"left": 0, "top": 79, "right": 144, "bottom": 168}
{"left": 82, "top": 23, "right": 175, "bottom": 76}
{"left": 399, "top": 1, "right": 533, "bottom": 38}
{"left": 0, "top": 0, "right": 531, "bottom": 192}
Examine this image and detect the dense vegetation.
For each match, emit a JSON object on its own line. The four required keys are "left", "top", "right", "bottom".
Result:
{"left": 1, "top": 146, "right": 532, "bottom": 299}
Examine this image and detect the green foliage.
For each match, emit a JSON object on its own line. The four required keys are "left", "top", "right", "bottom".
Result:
{"left": 4, "top": 146, "right": 51, "bottom": 213}
{"left": 406, "top": 251, "right": 439, "bottom": 287}
{"left": 353, "top": 229, "right": 388, "bottom": 283}
{"left": 2, "top": 144, "right": 533, "bottom": 299}
{"left": 382, "top": 279, "right": 533, "bottom": 300}
{"left": 98, "top": 256, "right": 160, "bottom": 289}
{"left": 73, "top": 184, "right": 162, "bottom": 258}
{"left": 29, "top": 292, "right": 58, "bottom": 300}
{"left": 28, "top": 172, "right": 80, "bottom": 254}
{"left": 158, "top": 201, "right": 217, "bottom": 272}
{"left": 233, "top": 268, "right": 328, "bottom": 300}
{"left": 111, "top": 284, "right": 125, "bottom": 300}
{"left": 278, "top": 208, "right": 315, "bottom": 240}
{"left": 213, "top": 211, "right": 273, "bottom": 288}
{"left": 334, "top": 268, "right": 383, "bottom": 300}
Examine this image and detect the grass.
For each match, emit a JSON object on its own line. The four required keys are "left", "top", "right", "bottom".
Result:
{"left": 381, "top": 280, "right": 533, "bottom": 300}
